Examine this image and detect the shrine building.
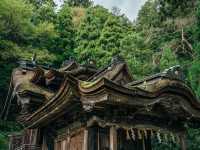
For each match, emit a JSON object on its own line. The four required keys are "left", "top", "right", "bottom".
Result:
{"left": 1, "top": 56, "right": 200, "bottom": 150}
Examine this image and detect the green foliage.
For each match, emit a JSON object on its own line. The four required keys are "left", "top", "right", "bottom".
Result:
{"left": 0, "top": 40, "right": 19, "bottom": 108}
{"left": 0, "top": 0, "right": 33, "bottom": 43}
{"left": 120, "top": 32, "right": 154, "bottom": 77}
{"left": 187, "top": 128, "right": 200, "bottom": 149}
{"left": 27, "top": 0, "right": 55, "bottom": 8}
{"left": 97, "top": 16, "right": 126, "bottom": 65}
{"left": 75, "top": 6, "right": 111, "bottom": 64}
{"left": 0, "top": 133, "right": 8, "bottom": 150}
{"left": 188, "top": 59, "right": 200, "bottom": 98}
{"left": 75, "top": 5, "right": 152, "bottom": 74}
{"left": 56, "top": 5, "right": 76, "bottom": 60}
{"left": 137, "top": 0, "right": 160, "bottom": 29}
{"left": 32, "top": 2, "right": 57, "bottom": 24}
{"left": 159, "top": 48, "right": 179, "bottom": 70}
{"left": 151, "top": 138, "right": 180, "bottom": 150}
{"left": 158, "top": 0, "right": 196, "bottom": 20}
{"left": 65, "top": 0, "right": 93, "bottom": 7}
{"left": 33, "top": 22, "right": 58, "bottom": 50}
{"left": 0, "top": 121, "right": 22, "bottom": 150}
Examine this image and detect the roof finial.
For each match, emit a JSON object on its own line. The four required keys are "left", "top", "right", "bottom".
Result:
{"left": 61, "top": 57, "right": 76, "bottom": 67}
{"left": 111, "top": 54, "right": 125, "bottom": 64}
{"left": 162, "top": 65, "right": 185, "bottom": 80}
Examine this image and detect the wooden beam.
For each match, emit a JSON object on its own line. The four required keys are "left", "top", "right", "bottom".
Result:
{"left": 110, "top": 126, "right": 117, "bottom": 150}
{"left": 83, "top": 129, "right": 88, "bottom": 150}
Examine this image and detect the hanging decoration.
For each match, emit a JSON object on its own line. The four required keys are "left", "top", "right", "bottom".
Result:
{"left": 150, "top": 129, "right": 154, "bottom": 138}
{"left": 126, "top": 129, "right": 131, "bottom": 140}
{"left": 131, "top": 128, "right": 136, "bottom": 141}
{"left": 156, "top": 131, "right": 162, "bottom": 143}
{"left": 176, "top": 134, "right": 180, "bottom": 144}
{"left": 138, "top": 130, "right": 142, "bottom": 139}
{"left": 120, "top": 126, "right": 182, "bottom": 146}
{"left": 143, "top": 129, "right": 148, "bottom": 139}
{"left": 171, "top": 133, "right": 176, "bottom": 143}
{"left": 164, "top": 133, "right": 168, "bottom": 142}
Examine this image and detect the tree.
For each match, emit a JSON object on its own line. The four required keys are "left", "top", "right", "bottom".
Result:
{"left": 65, "top": 0, "right": 93, "bottom": 7}
{"left": 0, "top": 0, "right": 33, "bottom": 43}
{"left": 137, "top": 0, "right": 160, "bottom": 29}
{"left": 75, "top": 6, "right": 110, "bottom": 64}
{"left": 32, "top": 2, "right": 57, "bottom": 24}
{"left": 120, "top": 32, "right": 154, "bottom": 78}
{"left": 158, "top": 0, "right": 196, "bottom": 20}
{"left": 111, "top": 6, "right": 121, "bottom": 16}
{"left": 33, "top": 22, "right": 58, "bottom": 50}
{"left": 56, "top": 5, "right": 76, "bottom": 60}
{"left": 159, "top": 48, "right": 179, "bottom": 71}
{"left": 188, "top": 59, "right": 200, "bottom": 98}
{"left": 97, "top": 15, "right": 131, "bottom": 65}
{"left": 26, "top": 0, "right": 55, "bottom": 8}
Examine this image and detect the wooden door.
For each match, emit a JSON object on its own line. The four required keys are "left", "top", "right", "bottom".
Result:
{"left": 69, "top": 131, "right": 84, "bottom": 150}
{"left": 54, "top": 130, "right": 84, "bottom": 150}
{"left": 88, "top": 126, "right": 110, "bottom": 150}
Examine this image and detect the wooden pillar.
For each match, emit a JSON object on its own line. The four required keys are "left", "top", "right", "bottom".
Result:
{"left": 110, "top": 126, "right": 117, "bottom": 150}
{"left": 8, "top": 135, "right": 13, "bottom": 150}
{"left": 143, "top": 138, "right": 146, "bottom": 150}
{"left": 32, "top": 128, "right": 40, "bottom": 145}
{"left": 83, "top": 129, "right": 88, "bottom": 150}
{"left": 144, "top": 131, "right": 152, "bottom": 150}
{"left": 180, "top": 133, "right": 187, "bottom": 150}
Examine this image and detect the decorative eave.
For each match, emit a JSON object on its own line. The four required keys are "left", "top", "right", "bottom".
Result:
{"left": 30, "top": 67, "right": 45, "bottom": 85}
{"left": 24, "top": 75, "right": 80, "bottom": 128}
{"left": 17, "top": 90, "right": 46, "bottom": 101}
{"left": 59, "top": 60, "right": 79, "bottom": 72}
{"left": 44, "top": 69, "right": 64, "bottom": 90}
{"left": 79, "top": 76, "right": 200, "bottom": 126}
{"left": 24, "top": 73, "right": 200, "bottom": 129}
{"left": 4, "top": 57, "right": 200, "bottom": 131}
{"left": 88, "top": 61, "right": 133, "bottom": 84}
{"left": 79, "top": 77, "right": 194, "bottom": 104}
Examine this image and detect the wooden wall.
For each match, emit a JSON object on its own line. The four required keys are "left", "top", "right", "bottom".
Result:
{"left": 41, "top": 126, "right": 152, "bottom": 150}
{"left": 53, "top": 129, "right": 84, "bottom": 150}
{"left": 88, "top": 126, "right": 110, "bottom": 150}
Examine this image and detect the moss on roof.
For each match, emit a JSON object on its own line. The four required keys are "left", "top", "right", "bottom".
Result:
{"left": 18, "top": 81, "right": 54, "bottom": 100}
